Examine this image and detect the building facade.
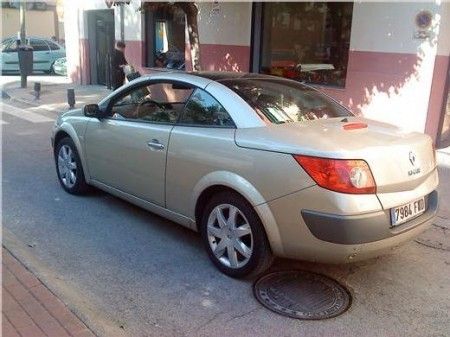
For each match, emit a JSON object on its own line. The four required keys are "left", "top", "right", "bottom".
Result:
{"left": 2, "top": 1, "right": 64, "bottom": 41}
{"left": 64, "top": 1, "right": 450, "bottom": 146}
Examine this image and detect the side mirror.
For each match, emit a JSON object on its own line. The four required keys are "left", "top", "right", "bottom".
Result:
{"left": 83, "top": 104, "right": 105, "bottom": 118}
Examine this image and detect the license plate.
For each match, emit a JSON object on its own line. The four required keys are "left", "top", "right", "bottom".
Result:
{"left": 390, "top": 197, "right": 426, "bottom": 227}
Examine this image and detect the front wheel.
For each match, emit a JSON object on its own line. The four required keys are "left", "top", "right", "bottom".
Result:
{"left": 200, "top": 192, "right": 273, "bottom": 278}
{"left": 44, "top": 62, "right": 55, "bottom": 74}
{"left": 54, "top": 137, "right": 89, "bottom": 194}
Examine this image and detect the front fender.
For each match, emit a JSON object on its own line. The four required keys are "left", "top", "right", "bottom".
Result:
{"left": 191, "top": 171, "right": 284, "bottom": 256}
{"left": 54, "top": 120, "right": 90, "bottom": 183}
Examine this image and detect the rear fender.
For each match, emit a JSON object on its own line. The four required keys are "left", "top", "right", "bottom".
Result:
{"left": 191, "top": 171, "right": 284, "bottom": 255}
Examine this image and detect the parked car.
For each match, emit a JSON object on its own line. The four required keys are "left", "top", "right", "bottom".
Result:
{"left": 53, "top": 57, "right": 67, "bottom": 76}
{"left": 1, "top": 36, "right": 65, "bottom": 74}
{"left": 51, "top": 72, "right": 438, "bottom": 278}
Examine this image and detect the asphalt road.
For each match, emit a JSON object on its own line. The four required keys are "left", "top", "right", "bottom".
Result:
{"left": 2, "top": 99, "right": 450, "bottom": 337}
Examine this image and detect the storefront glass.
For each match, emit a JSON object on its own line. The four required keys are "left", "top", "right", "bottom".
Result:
{"left": 259, "top": 2, "right": 353, "bottom": 87}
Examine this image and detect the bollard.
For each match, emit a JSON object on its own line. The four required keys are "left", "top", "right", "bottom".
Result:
{"left": 34, "top": 82, "right": 41, "bottom": 100}
{"left": 67, "top": 88, "right": 75, "bottom": 109}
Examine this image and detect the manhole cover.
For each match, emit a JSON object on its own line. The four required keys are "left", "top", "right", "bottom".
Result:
{"left": 254, "top": 270, "right": 351, "bottom": 320}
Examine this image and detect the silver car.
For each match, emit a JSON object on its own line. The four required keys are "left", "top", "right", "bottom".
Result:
{"left": 51, "top": 72, "right": 438, "bottom": 278}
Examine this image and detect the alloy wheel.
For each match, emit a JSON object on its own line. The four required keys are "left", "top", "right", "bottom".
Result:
{"left": 207, "top": 204, "right": 253, "bottom": 269}
{"left": 57, "top": 144, "right": 77, "bottom": 188}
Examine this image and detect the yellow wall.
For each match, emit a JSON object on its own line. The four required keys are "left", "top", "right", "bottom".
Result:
{"left": 1, "top": 8, "right": 59, "bottom": 39}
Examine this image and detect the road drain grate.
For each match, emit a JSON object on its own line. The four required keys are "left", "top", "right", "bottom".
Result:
{"left": 253, "top": 270, "right": 351, "bottom": 320}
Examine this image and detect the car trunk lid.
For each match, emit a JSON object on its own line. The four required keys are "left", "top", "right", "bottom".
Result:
{"left": 235, "top": 117, "right": 436, "bottom": 206}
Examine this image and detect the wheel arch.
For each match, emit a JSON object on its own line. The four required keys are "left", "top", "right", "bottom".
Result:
{"left": 192, "top": 171, "right": 284, "bottom": 256}
{"left": 53, "top": 124, "right": 90, "bottom": 183}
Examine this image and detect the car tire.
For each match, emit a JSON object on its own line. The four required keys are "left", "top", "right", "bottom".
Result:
{"left": 54, "top": 137, "right": 89, "bottom": 195}
{"left": 200, "top": 191, "right": 273, "bottom": 278}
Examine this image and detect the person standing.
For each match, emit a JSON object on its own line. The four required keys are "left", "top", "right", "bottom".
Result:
{"left": 111, "top": 41, "right": 128, "bottom": 90}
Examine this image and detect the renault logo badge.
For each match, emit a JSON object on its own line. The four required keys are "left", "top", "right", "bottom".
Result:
{"left": 408, "top": 151, "right": 421, "bottom": 176}
{"left": 409, "top": 151, "right": 416, "bottom": 166}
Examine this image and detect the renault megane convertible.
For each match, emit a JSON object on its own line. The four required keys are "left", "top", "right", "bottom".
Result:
{"left": 51, "top": 72, "right": 438, "bottom": 278}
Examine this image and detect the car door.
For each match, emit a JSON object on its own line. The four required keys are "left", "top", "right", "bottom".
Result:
{"left": 1, "top": 39, "right": 19, "bottom": 71}
{"left": 29, "top": 38, "right": 51, "bottom": 72}
{"left": 84, "top": 80, "right": 194, "bottom": 206}
{"left": 165, "top": 88, "right": 237, "bottom": 217}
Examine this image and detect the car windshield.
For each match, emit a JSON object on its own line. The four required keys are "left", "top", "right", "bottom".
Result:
{"left": 220, "top": 78, "right": 351, "bottom": 124}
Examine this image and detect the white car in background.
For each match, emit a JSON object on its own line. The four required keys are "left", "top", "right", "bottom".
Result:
{"left": 1, "top": 36, "right": 65, "bottom": 74}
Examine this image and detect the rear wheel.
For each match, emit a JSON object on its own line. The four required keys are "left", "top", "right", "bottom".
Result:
{"left": 54, "top": 137, "right": 89, "bottom": 194}
{"left": 200, "top": 192, "right": 273, "bottom": 278}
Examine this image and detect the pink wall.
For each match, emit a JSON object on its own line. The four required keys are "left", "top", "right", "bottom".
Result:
{"left": 199, "top": 44, "right": 250, "bottom": 72}
{"left": 183, "top": 43, "right": 250, "bottom": 72}
{"left": 321, "top": 50, "right": 421, "bottom": 113}
{"left": 123, "top": 40, "right": 145, "bottom": 74}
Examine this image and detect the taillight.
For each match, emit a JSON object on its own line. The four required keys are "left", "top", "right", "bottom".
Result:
{"left": 293, "top": 155, "right": 376, "bottom": 194}
{"left": 343, "top": 122, "right": 368, "bottom": 130}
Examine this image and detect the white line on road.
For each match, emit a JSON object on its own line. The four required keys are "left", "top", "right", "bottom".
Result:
{"left": 0, "top": 102, "right": 54, "bottom": 123}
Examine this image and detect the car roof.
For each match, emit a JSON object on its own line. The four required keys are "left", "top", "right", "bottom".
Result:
{"left": 100, "top": 71, "right": 268, "bottom": 128}
{"left": 3, "top": 36, "right": 64, "bottom": 46}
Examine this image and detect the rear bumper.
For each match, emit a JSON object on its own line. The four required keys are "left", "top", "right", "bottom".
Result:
{"left": 256, "top": 179, "right": 438, "bottom": 263}
{"left": 301, "top": 191, "right": 438, "bottom": 245}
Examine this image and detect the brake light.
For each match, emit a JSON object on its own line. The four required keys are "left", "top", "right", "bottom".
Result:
{"left": 343, "top": 122, "right": 367, "bottom": 130}
{"left": 293, "top": 155, "right": 376, "bottom": 194}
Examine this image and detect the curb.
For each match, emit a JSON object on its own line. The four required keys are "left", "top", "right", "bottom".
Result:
{"left": 1, "top": 89, "right": 11, "bottom": 99}
{"left": 7, "top": 95, "right": 40, "bottom": 108}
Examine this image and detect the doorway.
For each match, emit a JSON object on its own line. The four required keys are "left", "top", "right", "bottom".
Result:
{"left": 87, "top": 9, "right": 115, "bottom": 86}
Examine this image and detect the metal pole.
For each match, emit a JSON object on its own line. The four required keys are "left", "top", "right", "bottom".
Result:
{"left": 120, "top": 3, "right": 125, "bottom": 42}
{"left": 19, "top": 1, "right": 27, "bottom": 88}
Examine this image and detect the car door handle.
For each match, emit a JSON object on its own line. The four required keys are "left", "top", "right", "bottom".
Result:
{"left": 147, "top": 139, "right": 165, "bottom": 150}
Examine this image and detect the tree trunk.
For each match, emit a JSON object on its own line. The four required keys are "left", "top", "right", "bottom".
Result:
{"left": 176, "top": 3, "right": 201, "bottom": 71}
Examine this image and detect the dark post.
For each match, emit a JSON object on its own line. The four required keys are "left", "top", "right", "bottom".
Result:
{"left": 67, "top": 88, "right": 75, "bottom": 109}
{"left": 106, "top": 53, "right": 112, "bottom": 90}
{"left": 18, "top": 43, "right": 33, "bottom": 84}
{"left": 34, "top": 82, "right": 41, "bottom": 100}
{"left": 19, "top": 1, "right": 27, "bottom": 88}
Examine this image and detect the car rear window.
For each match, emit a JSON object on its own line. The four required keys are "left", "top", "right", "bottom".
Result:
{"left": 220, "top": 78, "right": 351, "bottom": 124}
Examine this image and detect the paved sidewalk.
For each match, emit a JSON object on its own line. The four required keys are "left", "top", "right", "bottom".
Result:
{"left": 2, "top": 248, "right": 96, "bottom": 337}
{"left": 1, "top": 76, "right": 111, "bottom": 113}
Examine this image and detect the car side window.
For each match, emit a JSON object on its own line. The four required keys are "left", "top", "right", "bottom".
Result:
{"left": 110, "top": 81, "right": 194, "bottom": 124}
{"left": 179, "top": 89, "right": 235, "bottom": 127}
{"left": 2, "top": 39, "right": 16, "bottom": 52}
{"left": 48, "top": 41, "right": 60, "bottom": 51}
{"left": 30, "top": 39, "right": 49, "bottom": 52}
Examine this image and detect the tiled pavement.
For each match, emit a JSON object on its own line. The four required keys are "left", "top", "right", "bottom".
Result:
{"left": 2, "top": 248, "right": 96, "bottom": 337}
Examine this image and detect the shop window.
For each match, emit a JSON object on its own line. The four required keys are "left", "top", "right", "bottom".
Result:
{"left": 253, "top": 2, "right": 353, "bottom": 87}
{"left": 145, "top": 6, "right": 186, "bottom": 70}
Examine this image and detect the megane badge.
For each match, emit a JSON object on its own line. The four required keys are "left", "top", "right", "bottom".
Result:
{"left": 409, "top": 151, "right": 416, "bottom": 166}
{"left": 408, "top": 151, "right": 421, "bottom": 176}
